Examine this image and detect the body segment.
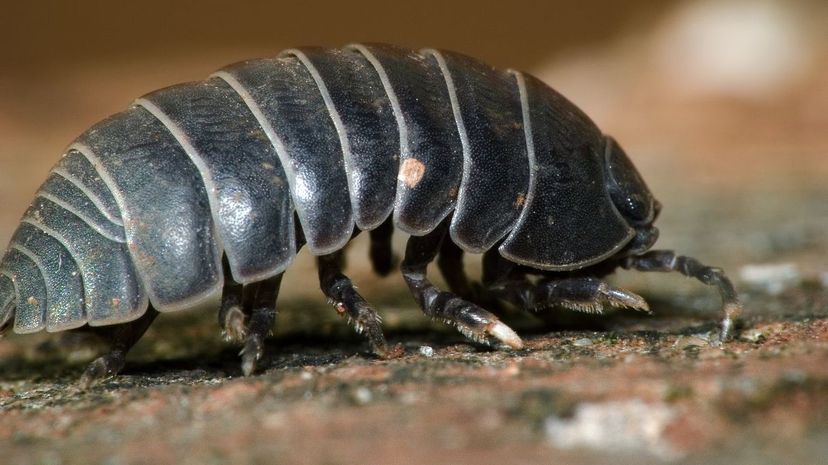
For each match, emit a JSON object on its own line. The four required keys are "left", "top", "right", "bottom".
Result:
{"left": 137, "top": 77, "right": 296, "bottom": 283}
{"left": 215, "top": 57, "right": 353, "bottom": 255}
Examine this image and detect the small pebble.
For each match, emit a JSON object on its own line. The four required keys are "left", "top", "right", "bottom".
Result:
{"left": 353, "top": 387, "right": 373, "bottom": 405}
{"left": 418, "top": 345, "right": 435, "bottom": 357}
{"left": 740, "top": 328, "right": 765, "bottom": 343}
{"left": 738, "top": 263, "right": 801, "bottom": 295}
{"left": 674, "top": 335, "right": 710, "bottom": 350}
{"left": 573, "top": 338, "right": 594, "bottom": 347}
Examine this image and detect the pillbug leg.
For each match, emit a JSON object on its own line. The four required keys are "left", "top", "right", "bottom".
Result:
{"left": 318, "top": 251, "right": 400, "bottom": 358}
{"left": 369, "top": 216, "right": 397, "bottom": 276}
{"left": 437, "top": 238, "right": 475, "bottom": 301}
{"left": 532, "top": 277, "right": 650, "bottom": 314}
{"left": 239, "top": 274, "right": 282, "bottom": 376}
{"left": 481, "top": 248, "right": 535, "bottom": 310}
{"left": 401, "top": 221, "right": 523, "bottom": 349}
{"left": 440, "top": 241, "right": 509, "bottom": 312}
{"left": 78, "top": 306, "right": 160, "bottom": 389}
{"left": 622, "top": 250, "right": 743, "bottom": 342}
{"left": 218, "top": 255, "right": 246, "bottom": 343}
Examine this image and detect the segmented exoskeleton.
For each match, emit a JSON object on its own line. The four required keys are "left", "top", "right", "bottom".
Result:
{"left": 0, "top": 44, "right": 742, "bottom": 385}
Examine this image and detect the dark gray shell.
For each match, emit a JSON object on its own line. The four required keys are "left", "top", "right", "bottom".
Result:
{"left": 498, "top": 73, "right": 634, "bottom": 270}
{"left": 0, "top": 44, "right": 635, "bottom": 333}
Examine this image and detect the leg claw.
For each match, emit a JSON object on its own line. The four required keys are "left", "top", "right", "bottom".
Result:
{"left": 222, "top": 305, "right": 247, "bottom": 343}
{"left": 240, "top": 335, "right": 264, "bottom": 377}
{"left": 719, "top": 302, "right": 742, "bottom": 342}
{"left": 448, "top": 298, "right": 524, "bottom": 349}
{"left": 78, "top": 352, "right": 125, "bottom": 390}
{"left": 487, "top": 320, "right": 524, "bottom": 349}
{"left": 602, "top": 285, "right": 650, "bottom": 313}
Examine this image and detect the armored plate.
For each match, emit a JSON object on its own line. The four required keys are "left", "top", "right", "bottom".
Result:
{"left": 0, "top": 248, "right": 47, "bottom": 334}
{"left": 0, "top": 274, "right": 15, "bottom": 330}
{"left": 604, "top": 136, "right": 656, "bottom": 224}
{"left": 349, "top": 44, "right": 464, "bottom": 235}
{"left": 138, "top": 78, "right": 296, "bottom": 283}
{"left": 214, "top": 57, "right": 353, "bottom": 255}
{"left": 21, "top": 197, "right": 146, "bottom": 325}
{"left": 10, "top": 223, "right": 85, "bottom": 331}
{"left": 37, "top": 173, "right": 126, "bottom": 243}
{"left": 73, "top": 107, "right": 222, "bottom": 311}
{"left": 285, "top": 47, "right": 400, "bottom": 230}
{"left": 52, "top": 149, "right": 124, "bottom": 226}
{"left": 424, "top": 49, "right": 530, "bottom": 252}
{"left": 499, "top": 74, "right": 634, "bottom": 270}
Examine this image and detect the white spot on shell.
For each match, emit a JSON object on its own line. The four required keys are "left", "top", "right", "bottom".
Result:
{"left": 398, "top": 158, "right": 426, "bottom": 188}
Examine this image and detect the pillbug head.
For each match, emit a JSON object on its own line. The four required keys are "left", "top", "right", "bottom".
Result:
{"left": 603, "top": 136, "right": 658, "bottom": 226}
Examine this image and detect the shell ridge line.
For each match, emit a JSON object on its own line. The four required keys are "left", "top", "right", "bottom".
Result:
{"left": 211, "top": 68, "right": 302, "bottom": 259}
{"left": 0, "top": 271, "right": 20, "bottom": 329}
{"left": 345, "top": 44, "right": 410, "bottom": 232}
{"left": 3, "top": 248, "right": 46, "bottom": 333}
{"left": 0, "top": 274, "right": 15, "bottom": 328}
{"left": 498, "top": 71, "right": 538, "bottom": 264}
{"left": 51, "top": 167, "right": 125, "bottom": 227}
{"left": 135, "top": 97, "right": 229, "bottom": 274}
{"left": 282, "top": 49, "right": 363, "bottom": 232}
{"left": 20, "top": 217, "right": 90, "bottom": 321}
{"left": 7, "top": 244, "right": 48, "bottom": 328}
{"left": 422, "top": 48, "right": 495, "bottom": 253}
{"left": 34, "top": 191, "right": 126, "bottom": 243}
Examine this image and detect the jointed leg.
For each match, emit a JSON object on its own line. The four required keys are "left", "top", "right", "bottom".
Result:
{"left": 401, "top": 221, "right": 522, "bottom": 349}
{"left": 484, "top": 272, "right": 648, "bottom": 315}
{"left": 368, "top": 216, "right": 396, "bottom": 276}
{"left": 437, "top": 237, "right": 475, "bottom": 301}
{"left": 318, "top": 251, "right": 399, "bottom": 358}
{"left": 79, "top": 307, "right": 160, "bottom": 389}
{"left": 531, "top": 277, "right": 649, "bottom": 314}
{"left": 239, "top": 274, "right": 282, "bottom": 376}
{"left": 622, "top": 250, "right": 742, "bottom": 341}
{"left": 481, "top": 247, "right": 535, "bottom": 310}
{"left": 219, "top": 255, "right": 246, "bottom": 343}
{"left": 479, "top": 248, "right": 647, "bottom": 315}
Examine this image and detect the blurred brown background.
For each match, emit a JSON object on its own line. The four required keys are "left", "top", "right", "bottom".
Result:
{"left": 1, "top": 2, "right": 828, "bottom": 463}
{"left": 1, "top": 0, "right": 826, "bottom": 275}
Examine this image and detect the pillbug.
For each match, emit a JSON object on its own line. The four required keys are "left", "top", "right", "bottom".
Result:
{"left": 0, "top": 44, "right": 742, "bottom": 385}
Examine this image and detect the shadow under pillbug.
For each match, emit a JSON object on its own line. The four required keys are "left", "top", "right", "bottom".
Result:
{"left": 0, "top": 44, "right": 742, "bottom": 385}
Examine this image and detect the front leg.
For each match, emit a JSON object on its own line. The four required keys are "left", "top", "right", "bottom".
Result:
{"left": 622, "top": 250, "right": 742, "bottom": 342}
{"left": 436, "top": 237, "right": 475, "bottom": 301}
{"left": 532, "top": 277, "right": 650, "bottom": 314}
{"left": 401, "top": 221, "right": 523, "bottom": 349}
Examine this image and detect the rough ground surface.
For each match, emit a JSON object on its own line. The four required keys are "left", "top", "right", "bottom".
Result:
{"left": 1, "top": 282, "right": 826, "bottom": 465}
{"left": 1, "top": 2, "right": 828, "bottom": 464}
